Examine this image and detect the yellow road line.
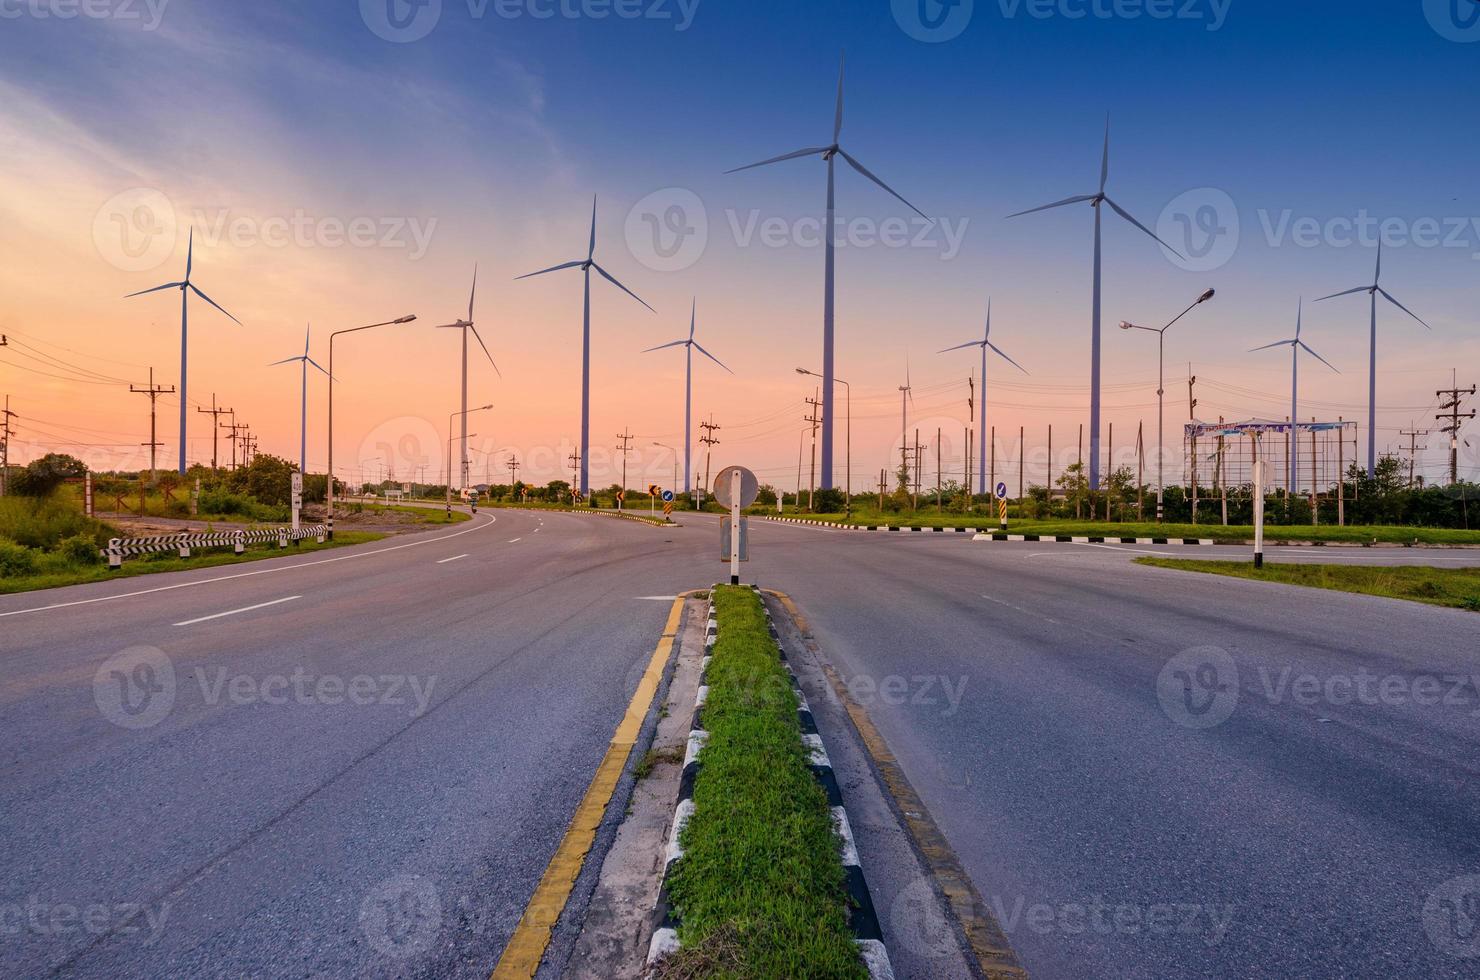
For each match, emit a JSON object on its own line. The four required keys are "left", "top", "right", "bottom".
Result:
{"left": 765, "top": 590, "right": 1028, "bottom": 980}
{"left": 491, "top": 593, "right": 690, "bottom": 979}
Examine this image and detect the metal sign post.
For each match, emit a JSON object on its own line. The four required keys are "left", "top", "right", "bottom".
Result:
{"left": 714, "top": 465, "right": 759, "bottom": 585}
{"left": 1253, "top": 457, "right": 1265, "bottom": 569}
{"left": 291, "top": 472, "right": 303, "bottom": 531}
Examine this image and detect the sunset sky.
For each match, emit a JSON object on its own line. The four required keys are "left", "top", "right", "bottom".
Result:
{"left": 1, "top": 0, "right": 1476, "bottom": 490}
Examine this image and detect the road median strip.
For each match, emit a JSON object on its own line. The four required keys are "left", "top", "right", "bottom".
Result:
{"left": 647, "top": 585, "right": 892, "bottom": 979}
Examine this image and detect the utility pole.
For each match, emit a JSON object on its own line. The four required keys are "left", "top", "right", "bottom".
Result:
{"left": 1018, "top": 425, "right": 1025, "bottom": 501}
{"left": 936, "top": 426, "right": 943, "bottom": 512}
{"left": 0, "top": 395, "right": 16, "bottom": 496}
{"left": 616, "top": 429, "right": 632, "bottom": 509}
{"left": 226, "top": 419, "right": 247, "bottom": 470}
{"left": 196, "top": 394, "right": 230, "bottom": 470}
{"left": 1436, "top": 375, "right": 1476, "bottom": 486}
{"left": 506, "top": 454, "right": 520, "bottom": 492}
{"left": 1188, "top": 367, "right": 1199, "bottom": 523}
{"left": 568, "top": 449, "right": 581, "bottom": 501}
{"left": 130, "top": 368, "right": 175, "bottom": 482}
{"left": 699, "top": 417, "right": 720, "bottom": 509}
{"left": 878, "top": 468, "right": 887, "bottom": 510}
{"left": 1400, "top": 424, "right": 1429, "bottom": 489}
{"left": 913, "top": 428, "right": 921, "bottom": 510}
{"left": 966, "top": 375, "right": 975, "bottom": 498}
{"left": 804, "top": 390, "right": 822, "bottom": 510}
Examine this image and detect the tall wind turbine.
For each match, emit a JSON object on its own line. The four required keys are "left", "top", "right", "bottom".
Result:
{"left": 1007, "top": 118, "right": 1180, "bottom": 490}
{"left": 727, "top": 52, "right": 926, "bottom": 492}
{"left": 269, "top": 324, "right": 330, "bottom": 473}
{"left": 641, "top": 298, "right": 732, "bottom": 497}
{"left": 517, "top": 196, "right": 653, "bottom": 496}
{"left": 434, "top": 267, "right": 500, "bottom": 490}
{"left": 125, "top": 228, "right": 241, "bottom": 474}
{"left": 1250, "top": 299, "right": 1339, "bottom": 497}
{"left": 1314, "top": 242, "right": 1428, "bottom": 477}
{"left": 939, "top": 300, "right": 1028, "bottom": 493}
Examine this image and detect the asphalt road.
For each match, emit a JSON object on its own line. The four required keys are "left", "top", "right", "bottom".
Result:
{"left": 2, "top": 510, "right": 1477, "bottom": 978}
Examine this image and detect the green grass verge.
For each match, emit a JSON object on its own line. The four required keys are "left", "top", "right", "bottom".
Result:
{"left": 347, "top": 503, "right": 471, "bottom": 524}
{"left": 0, "top": 531, "right": 383, "bottom": 595}
{"left": 1135, "top": 558, "right": 1480, "bottom": 612}
{"left": 657, "top": 586, "right": 865, "bottom": 980}
{"left": 797, "top": 512, "right": 1480, "bottom": 545}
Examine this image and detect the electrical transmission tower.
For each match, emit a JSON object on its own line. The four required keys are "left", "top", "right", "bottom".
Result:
{"left": 699, "top": 417, "right": 721, "bottom": 506}
{"left": 803, "top": 391, "right": 822, "bottom": 510}
{"left": 616, "top": 430, "right": 633, "bottom": 509}
{"left": 0, "top": 395, "right": 16, "bottom": 496}
{"left": 1399, "top": 425, "right": 1429, "bottom": 488}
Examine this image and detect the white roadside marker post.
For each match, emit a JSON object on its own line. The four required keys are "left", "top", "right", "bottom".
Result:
{"left": 730, "top": 468, "right": 742, "bottom": 586}
{"left": 1253, "top": 455, "right": 1265, "bottom": 569}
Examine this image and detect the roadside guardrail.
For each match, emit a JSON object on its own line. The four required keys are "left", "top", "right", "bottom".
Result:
{"left": 104, "top": 524, "right": 328, "bottom": 569}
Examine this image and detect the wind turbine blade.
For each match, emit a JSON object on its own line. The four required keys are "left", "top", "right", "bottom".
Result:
{"left": 937, "top": 339, "right": 984, "bottom": 354}
{"left": 1298, "top": 341, "right": 1340, "bottom": 373}
{"left": 593, "top": 263, "right": 656, "bottom": 313}
{"left": 1100, "top": 116, "right": 1110, "bottom": 195}
{"left": 1313, "top": 285, "right": 1369, "bottom": 302}
{"left": 1005, "top": 195, "right": 1095, "bottom": 219}
{"left": 514, "top": 260, "right": 584, "bottom": 280}
{"left": 470, "top": 325, "right": 501, "bottom": 377}
{"left": 1248, "top": 339, "right": 1295, "bottom": 353}
{"left": 689, "top": 298, "right": 696, "bottom": 341}
{"left": 1374, "top": 240, "right": 1382, "bottom": 284}
{"left": 304, "top": 324, "right": 311, "bottom": 357}
{"left": 833, "top": 52, "right": 845, "bottom": 143}
{"left": 186, "top": 227, "right": 194, "bottom": 280}
{"left": 1104, "top": 196, "right": 1183, "bottom": 258}
{"left": 837, "top": 149, "right": 927, "bottom": 219}
{"left": 984, "top": 299, "right": 992, "bottom": 341}
{"left": 692, "top": 341, "right": 733, "bottom": 374}
{"left": 987, "top": 341, "right": 1029, "bottom": 374}
{"left": 124, "top": 282, "right": 183, "bottom": 298}
{"left": 469, "top": 264, "right": 478, "bottom": 321}
{"left": 306, "top": 357, "right": 333, "bottom": 378}
{"left": 268, "top": 356, "right": 302, "bottom": 367}
{"left": 1377, "top": 288, "right": 1430, "bottom": 328}
{"left": 588, "top": 196, "right": 597, "bottom": 261}
{"left": 725, "top": 146, "right": 830, "bottom": 174}
{"left": 1294, "top": 298, "right": 1303, "bottom": 341}
{"left": 642, "top": 339, "right": 688, "bottom": 353}
{"left": 188, "top": 284, "right": 242, "bottom": 325}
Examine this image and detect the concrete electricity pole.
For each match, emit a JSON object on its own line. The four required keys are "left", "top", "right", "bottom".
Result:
{"left": 130, "top": 368, "right": 176, "bottom": 482}
{"left": 1436, "top": 375, "right": 1476, "bottom": 486}
{"left": 0, "top": 395, "right": 16, "bottom": 496}
{"left": 196, "top": 394, "right": 231, "bottom": 470}
{"left": 699, "top": 417, "right": 720, "bottom": 508}
{"left": 506, "top": 454, "right": 520, "bottom": 490}
{"left": 616, "top": 429, "right": 633, "bottom": 509}
{"left": 804, "top": 391, "right": 822, "bottom": 511}
{"left": 568, "top": 450, "right": 581, "bottom": 501}
{"left": 1400, "top": 424, "right": 1429, "bottom": 488}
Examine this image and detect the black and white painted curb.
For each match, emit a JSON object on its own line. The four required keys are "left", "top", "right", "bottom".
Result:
{"left": 646, "top": 590, "right": 895, "bottom": 980}
{"left": 103, "top": 524, "right": 328, "bottom": 567}
{"left": 975, "top": 532, "right": 1224, "bottom": 545}
{"left": 767, "top": 516, "right": 982, "bottom": 533}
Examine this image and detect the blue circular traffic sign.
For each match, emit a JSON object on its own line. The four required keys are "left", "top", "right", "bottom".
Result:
{"left": 662, "top": 490, "right": 675, "bottom": 503}
{"left": 994, "top": 482, "right": 1008, "bottom": 500}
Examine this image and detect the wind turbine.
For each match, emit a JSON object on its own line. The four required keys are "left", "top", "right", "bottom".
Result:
{"left": 268, "top": 324, "right": 331, "bottom": 474}
{"left": 641, "top": 298, "right": 732, "bottom": 497}
{"left": 1007, "top": 118, "right": 1181, "bottom": 490}
{"left": 434, "top": 267, "right": 500, "bottom": 490}
{"left": 939, "top": 299, "right": 1028, "bottom": 494}
{"left": 727, "top": 52, "right": 926, "bottom": 492}
{"left": 1314, "top": 242, "right": 1428, "bottom": 477}
{"left": 1250, "top": 299, "right": 1339, "bottom": 498}
{"left": 517, "top": 196, "right": 653, "bottom": 496}
{"left": 125, "top": 228, "right": 241, "bottom": 474}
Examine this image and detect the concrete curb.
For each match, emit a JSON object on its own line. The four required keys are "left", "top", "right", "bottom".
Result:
{"left": 645, "top": 588, "right": 896, "bottom": 980}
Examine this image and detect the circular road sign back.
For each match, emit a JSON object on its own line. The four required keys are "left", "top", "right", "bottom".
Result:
{"left": 995, "top": 482, "right": 1009, "bottom": 500}
{"left": 713, "top": 465, "right": 759, "bottom": 509}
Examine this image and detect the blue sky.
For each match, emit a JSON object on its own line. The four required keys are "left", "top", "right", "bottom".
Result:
{"left": 0, "top": 0, "right": 1475, "bottom": 487}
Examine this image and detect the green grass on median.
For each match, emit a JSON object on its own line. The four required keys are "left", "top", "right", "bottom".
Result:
{"left": 0, "top": 531, "right": 383, "bottom": 596}
{"left": 798, "top": 512, "right": 1480, "bottom": 545}
{"left": 657, "top": 586, "right": 866, "bottom": 980}
{"left": 1135, "top": 558, "right": 1480, "bottom": 612}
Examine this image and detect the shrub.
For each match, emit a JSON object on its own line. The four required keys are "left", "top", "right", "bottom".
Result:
{"left": 59, "top": 533, "right": 103, "bottom": 566}
{"left": 0, "top": 539, "right": 39, "bottom": 577}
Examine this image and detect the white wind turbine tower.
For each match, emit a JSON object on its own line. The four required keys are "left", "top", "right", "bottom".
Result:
{"left": 434, "top": 267, "right": 500, "bottom": 490}
{"left": 641, "top": 298, "right": 732, "bottom": 497}
{"left": 1007, "top": 118, "right": 1181, "bottom": 491}
{"left": 939, "top": 299, "right": 1028, "bottom": 494}
{"left": 1314, "top": 242, "right": 1428, "bottom": 478}
{"left": 125, "top": 228, "right": 241, "bottom": 474}
{"left": 268, "top": 324, "right": 331, "bottom": 474}
{"left": 517, "top": 196, "right": 654, "bottom": 497}
{"left": 727, "top": 52, "right": 926, "bottom": 493}
{"left": 1250, "top": 299, "right": 1339, "bottom": 498}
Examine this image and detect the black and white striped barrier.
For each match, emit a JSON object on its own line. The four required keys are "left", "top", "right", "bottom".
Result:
{"left": 104, "top": 524, "right": 328, "bottom": 569}
{"left": 974, "top": 532, "right": 1223, "bottom": 545}
{"left": 767, "top": 516, "right": 983, "bottom": 533}
{"left": 647, "top": 590, "right": 894, "bottom": 979}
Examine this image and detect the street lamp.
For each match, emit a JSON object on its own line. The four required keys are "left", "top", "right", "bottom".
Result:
{"left": 327, "top": 315, "right": 416, "bottom": 539}
{"left": 448, "top": 405, "right": 493, "bottom": 516}
{"left": 1119, "top": 288, "right": 1215, "bottom": 522}
{"left": 652, "top": 442, "right": 679, "bottom": 503}
{"left": 798, "top": 367, "right": 850, "bottom": 516}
